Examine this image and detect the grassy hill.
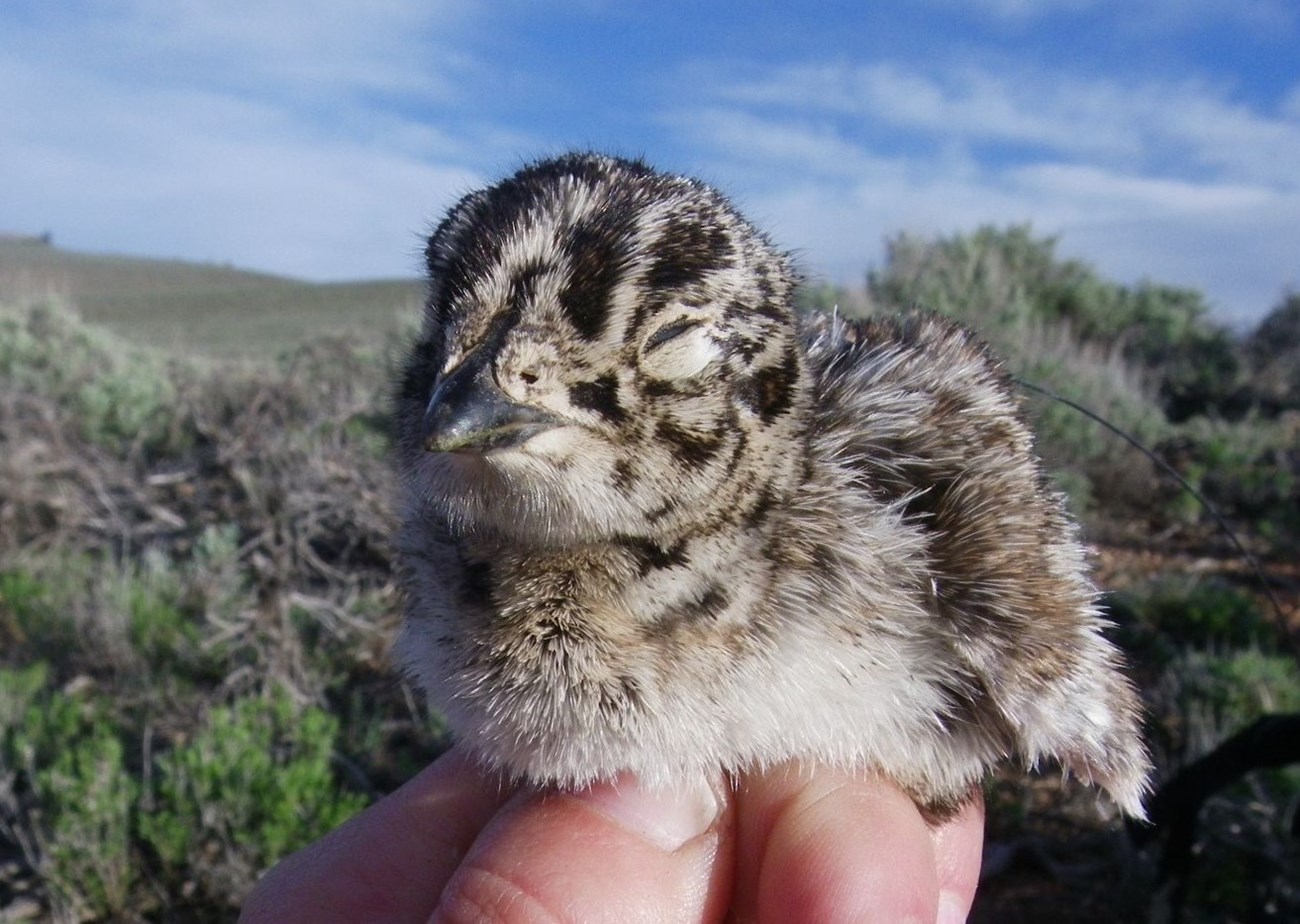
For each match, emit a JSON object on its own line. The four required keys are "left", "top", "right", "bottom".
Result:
{"left": 0, "top": 234, "right": 424, "bottom": 358}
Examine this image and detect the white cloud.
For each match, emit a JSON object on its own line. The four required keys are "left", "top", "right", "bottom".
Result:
{"left": 1284, "top": 84, "right": 1300, "bottom": 121}
{"left": 749, "top": 159, "right": 1300, "bottom": 324}
{"left": 0, "top": 65, "right": 484, "bottom": 278}
{"left": 0, "top": 79, "right": 483, "bottom": 278}
{"left": 717, "top": 63, "right": 1136, "bottom": 157}
{"left": 716, "top": 61, "right": 1300, "bottom": 191}
{"left": 667, "top": 108, "right": 896, "bottom": 182}
{"left": 12, "top": 0, "right": 471, "bottom": 103}
{"left": 1009, "top": 164, "right": 1274, "bottom": 215}
{"left": 669, "top": 68, "right": 1300, "bottom": 323}
{"left": 0, "top": 2, "right": 503, "bottom": 279}
{"left": 1158, "top": 93, "right": 1300, "bottom": 188}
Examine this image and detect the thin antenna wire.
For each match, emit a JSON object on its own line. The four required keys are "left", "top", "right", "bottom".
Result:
{"left": 1013, "top": 377, "right": 1289, "bottom": 632}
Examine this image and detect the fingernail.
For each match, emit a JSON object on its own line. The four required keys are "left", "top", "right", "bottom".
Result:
{"left": 578, "top": 775, "right": 722, "bottom": 852}
{"left": 938, "top": 892, "right": 969, "bottom": 924}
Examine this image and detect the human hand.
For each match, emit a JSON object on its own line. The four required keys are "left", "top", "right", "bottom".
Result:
{"left": 239, "top": 747, "right": 983, "bottom": 923}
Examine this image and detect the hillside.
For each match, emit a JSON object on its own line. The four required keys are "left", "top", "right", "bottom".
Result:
{"left": 0, "top": 234, "right": 424, "bottom": 358}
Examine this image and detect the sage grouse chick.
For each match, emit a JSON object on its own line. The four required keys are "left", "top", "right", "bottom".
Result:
{"left": 393, "top": 153, "right": 1150, "bottom": 818}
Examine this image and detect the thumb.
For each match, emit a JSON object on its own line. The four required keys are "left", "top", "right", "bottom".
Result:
{"left": 433, "top": 772, "right": 734, "bottom": 923}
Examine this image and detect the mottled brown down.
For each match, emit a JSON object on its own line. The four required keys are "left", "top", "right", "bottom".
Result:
{"left": 393, "top": 153, "right": 1151, "bottom": 817}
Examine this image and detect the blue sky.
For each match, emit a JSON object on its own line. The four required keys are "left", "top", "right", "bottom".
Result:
{"left": 2, "top": 1, "right": 1297, "bottom": 325}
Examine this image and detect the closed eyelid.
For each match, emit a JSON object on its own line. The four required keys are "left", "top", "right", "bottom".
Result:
{"left": 644, "top": 318, "right": 704, "bottom": 351}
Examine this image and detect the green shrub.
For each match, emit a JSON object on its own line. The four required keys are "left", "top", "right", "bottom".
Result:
{"left": 1161, "top": 416, "right": 1300, "bottom": 547}
{"left": 1200, "top": 649, "right": 1300, "bottom": 716}
{"left": 1123, "top": 578, "right": 1276, "bottom": 652}
{"left": 867, "top": 226, "right": 1246, "bottom": 421}
{"left": 186, "top": 523, "right": 249, "bottom": 628}
{"left": 0, "top": 571, "right": 61, "bottom": 657}
{"left": 110, "top": 548, "right": 203, "bottom": 673}
{"left": 868, "top": 225, "right": 1107, "bottom": 349}
{"left": 0, "top": 662, "right": 50, "bottom": 751}
{"left": 2, "top": 671, "right": 369, "bottom": 917}
{"left": 1014, "top": 336, "right": 1169, "bottom": 522}
{"left": 1114, "top": 285, "right": 1241, "bottom": 422}
{"left": 74, "top": 357, "right": 178, "bottom": 454}
{"left": 33, "top": 723, "right": 139, "bottom": 920}
{"left": 1155, "top": 646, "right": 1300, "bottom": 764}
{"left": 139, "top": 692, "right": 367, "bottom": 904}
{"left": 0, "top": 299, "right": 180, "bottom": 456}
{"left": 1243, "top": 292, "right": 1300, "bottom": 415}
{"left": 0, "top": 564, "right": 88, "bottom": 670}
{"left": 4, "top": 685, "right": 86, "bottom": 786}
{"left": 2, "top": 543, "right": 258, "bottom": 691}
{"left": 1, "top": 670, "right": 138, "bottom": 922}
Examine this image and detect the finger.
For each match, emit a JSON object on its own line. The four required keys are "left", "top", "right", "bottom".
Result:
{"left": 240, "top": 748, "right": 514, "bottom": 924}
{"left": 432, "top": 772, "right": 733, "bottom": 924}
{"left": 930, "top": 791, "right": 984, "bottom": 923}
{"left": 734, "top": 764, "right": 941, "bottom": 924}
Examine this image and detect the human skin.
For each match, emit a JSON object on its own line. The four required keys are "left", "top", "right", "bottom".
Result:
{"left": 239, "top": 747, "right": 983, "bottom": 924}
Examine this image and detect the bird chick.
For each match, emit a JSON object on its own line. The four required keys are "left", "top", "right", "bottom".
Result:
{"left": 393, "top": 153, "right": 1150, "bottom": 818}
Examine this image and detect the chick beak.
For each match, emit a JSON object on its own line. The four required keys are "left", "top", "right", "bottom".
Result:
{"left": 422, "top": 357, "right": 561, "bottom": 453}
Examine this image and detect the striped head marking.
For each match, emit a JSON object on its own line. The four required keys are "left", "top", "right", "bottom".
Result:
{"left": 396, "top": 154, "right": 811, "bottom": 544}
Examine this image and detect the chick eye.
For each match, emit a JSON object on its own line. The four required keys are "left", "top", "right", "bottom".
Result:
{"left": 644, "top": 318, "right": 703, "bottom": 352}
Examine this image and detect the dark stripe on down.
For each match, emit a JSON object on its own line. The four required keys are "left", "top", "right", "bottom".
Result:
{"left": 569, "top": 374, "right": 626, "bottom": 423}
{"left": 654, "top": 418, "right": 725, "bottom": 467}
